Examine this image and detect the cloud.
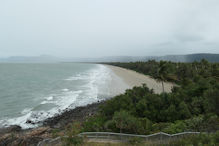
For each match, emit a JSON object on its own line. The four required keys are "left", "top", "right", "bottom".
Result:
{"left": 0, "top": 0, "right": 219, "bottom": 57}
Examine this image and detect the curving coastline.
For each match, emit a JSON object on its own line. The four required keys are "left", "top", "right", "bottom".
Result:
{"left": 0, "top": 64, "right": 175, "bottom": 145}
{"left": 106, "top": 64, "right": 175, "bottom": 94}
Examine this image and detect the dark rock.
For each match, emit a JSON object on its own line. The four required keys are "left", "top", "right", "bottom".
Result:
{"left": 20, "top": 137, "right": 43, "bottom": 146}
{"left": 0, "top": 125, "right": 22, "bottom": 135}
{"left": 0, "top": 135, "right": 43, "bottom": 146}
{"left": 0, "top": 100, "right": 107, "bottom": 145}
{"left": 8, "top": 125, "right": 22, "bottom": 132}
{"left": 43, "top": 100, "right": 106, "bottom": 128}
{"left": 26, "top": 120, "right": 34, "bottom": 124}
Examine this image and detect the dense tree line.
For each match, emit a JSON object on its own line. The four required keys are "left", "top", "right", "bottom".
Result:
{"left": 82, "top": 60, "right": 219, "bottom": 136}
{"left": 107, "top": 59, "right": 219, "bottom": 83}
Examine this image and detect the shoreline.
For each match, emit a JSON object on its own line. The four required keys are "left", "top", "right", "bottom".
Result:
{"left": 42, "top": 100, "right": 106, "bottom": 128}
{"left": 105, "top": 64, "right": 175, "bottom": 94}
{"left": 0, "top": 64, "right": 174, "bottom": 129}
{"left": 0, "top": 64, "right": 175, "bottom": 145}
{"left": 0, "top": 101, "right": 106, "bottom": 145}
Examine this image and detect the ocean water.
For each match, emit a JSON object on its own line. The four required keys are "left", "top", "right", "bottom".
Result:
{"left": 0, "top": 63, "right": 128, "bottom": 129}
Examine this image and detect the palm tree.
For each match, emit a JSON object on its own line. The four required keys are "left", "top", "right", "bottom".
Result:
{"left": 158, "top": 61, "right": 167, "bottom": 93}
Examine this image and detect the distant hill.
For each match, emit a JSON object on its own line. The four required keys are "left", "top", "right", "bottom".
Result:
{"left": 0, "top": 53, "right": 218, "bottom": 63}
{"left": 94, "top": 53, "right": 219, "bottom": 63}
{"left": 156, "top": 53, "right": 219, "bottom": 62}
{"left": 0, "top": 55, "right": 61, "bottom": 63}
{"left": 97, "top": 53, "right": 219, "bottom": 63}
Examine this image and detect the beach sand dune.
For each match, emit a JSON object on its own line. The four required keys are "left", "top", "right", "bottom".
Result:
{"left": 105, "top": 65, "right": 175, "bottom": 94}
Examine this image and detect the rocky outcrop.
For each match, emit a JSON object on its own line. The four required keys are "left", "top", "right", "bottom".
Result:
{"left": 0, "top": 101, "right": 104, "bottom": 146}
{"left": 43, "top": 101, "right": 105, "bottom": 129}
{"left": 0, "top": 127, "right": 51, "bottom": 146}
{"left": 0, "top": 125, "right": 22, "bottom": 135}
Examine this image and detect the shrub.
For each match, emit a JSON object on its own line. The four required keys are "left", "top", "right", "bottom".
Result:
{"left": 62, "top": 122, "right": 84, "bottom": 146}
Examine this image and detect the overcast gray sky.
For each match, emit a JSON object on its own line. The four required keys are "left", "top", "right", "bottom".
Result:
{"left": 0, "top": 0, "right": 219, "bottom": 57}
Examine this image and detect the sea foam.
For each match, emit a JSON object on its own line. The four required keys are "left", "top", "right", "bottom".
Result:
{"left": 0, "top": 64, "right": 125, "bottom": 129}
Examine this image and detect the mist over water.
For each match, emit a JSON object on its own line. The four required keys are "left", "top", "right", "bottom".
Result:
{"left": 0, "top": 63, "right": 128, "bottom": 129}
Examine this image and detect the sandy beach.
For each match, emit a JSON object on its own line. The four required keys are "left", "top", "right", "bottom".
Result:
{"left": 0, "top": 64, "right": 176, "bottom": 145}
{"left": 105, "top": 65, "right": 175, "bottom": 94}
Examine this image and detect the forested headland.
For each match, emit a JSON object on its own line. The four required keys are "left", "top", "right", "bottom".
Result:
{"left": 1, "top": 60, "right": 218, "bottom": 145}
{"left": 81, "top": 60, "right": 219, "bottom": 144}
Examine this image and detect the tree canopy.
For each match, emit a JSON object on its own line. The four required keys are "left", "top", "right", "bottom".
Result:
{"left": 83, "top": 60, "right": 219, "bottom": 135}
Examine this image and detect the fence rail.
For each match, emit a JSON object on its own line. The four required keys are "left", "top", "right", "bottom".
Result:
{"left": 78, "top": 131, "right": 200, "bottom": 142}
{"left": 37, "top": 131, "right": 201, "bottom": 146}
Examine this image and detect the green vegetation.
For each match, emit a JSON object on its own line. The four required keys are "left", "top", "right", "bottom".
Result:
{"left": 62, "top": 60, "right": 219, "bottom": 145}
{"left": 83, "top": 60, "right": 219, "bottom": 135}
{"left": 62, "top": 122, "right": 84, "bottom": 146}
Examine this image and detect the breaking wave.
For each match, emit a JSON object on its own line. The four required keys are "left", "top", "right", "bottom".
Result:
{"left": 0, "top": 64, "right": 123, "bottom": 129}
